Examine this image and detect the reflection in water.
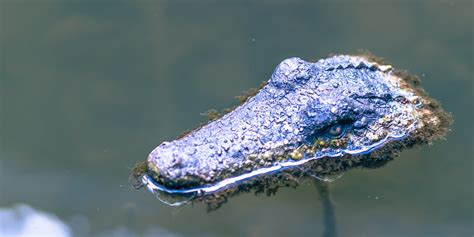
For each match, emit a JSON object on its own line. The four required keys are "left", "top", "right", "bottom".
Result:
{"left": 0, "top": 204, "right": 182, "bottom": 237}
{"left": 153, "top": 190, "right": 197, "bottom": 207}
{"left": 306, "top": 171, "right": 345, "bottom": 183}
{"left": 315, "top": 182, "right": 337, "bottom": 237}
{"left": 1, "top": 1, "right": 471, "bottom": 236}
{"left": 0, "top": 204, "right": 72, "bottom": 237}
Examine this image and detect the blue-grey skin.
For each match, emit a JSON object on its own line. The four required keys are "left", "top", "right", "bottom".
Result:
{"left": 141, "top": 55, "right": 450, "bottom": 204}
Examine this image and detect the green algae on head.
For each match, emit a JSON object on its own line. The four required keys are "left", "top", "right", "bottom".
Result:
{"left": 136, "top": 53, "right": 452, "bottom": 209}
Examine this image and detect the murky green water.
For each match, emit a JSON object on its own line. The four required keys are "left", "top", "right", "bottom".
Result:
{"left": 1, "top": 1, "right": 472, "bottom": 236}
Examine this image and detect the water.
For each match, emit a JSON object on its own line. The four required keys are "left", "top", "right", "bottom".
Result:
{"left": 1, "top": 1, "right": 472, "bottom": 236}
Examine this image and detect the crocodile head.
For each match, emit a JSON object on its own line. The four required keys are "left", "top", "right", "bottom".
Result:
{"left": 137, "top": 54, "right": 452, "bottom": 207}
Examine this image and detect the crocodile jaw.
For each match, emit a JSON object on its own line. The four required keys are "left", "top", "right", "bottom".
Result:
{"left": 142, "top": 54, "right": 452, "bottom": 199}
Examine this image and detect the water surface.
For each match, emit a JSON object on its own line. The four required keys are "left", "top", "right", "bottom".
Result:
{"left": 1, "top": 1, "right": 472, "bottom": 236}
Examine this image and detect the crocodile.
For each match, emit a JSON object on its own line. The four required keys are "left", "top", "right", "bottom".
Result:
{"left": 134, "top": 53, "right": 452, "bottom": 209}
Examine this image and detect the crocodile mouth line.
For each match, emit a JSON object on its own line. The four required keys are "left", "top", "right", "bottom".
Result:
{"left": 135, "top": 53, "right": 452, "bottom": 209}
{"left": 142, "top": 127, "right": 413, "bottom": 197}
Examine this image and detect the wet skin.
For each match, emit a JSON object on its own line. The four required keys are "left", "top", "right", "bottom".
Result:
{"left": 136, "top": 54, "right": 451, "bottom": 207}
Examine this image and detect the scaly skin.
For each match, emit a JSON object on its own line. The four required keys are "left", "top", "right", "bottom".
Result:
{"left": 139, "top": 54, "right": 451, "bottom": 206}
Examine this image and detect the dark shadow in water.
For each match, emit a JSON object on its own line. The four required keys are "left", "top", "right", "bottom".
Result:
{"left": 315, "top": 181, "right": 337, "bottom": 237}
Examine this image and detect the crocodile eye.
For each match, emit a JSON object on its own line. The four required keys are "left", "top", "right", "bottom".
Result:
{"left": 327, "top": 124, "right": 345, "bottom": 138}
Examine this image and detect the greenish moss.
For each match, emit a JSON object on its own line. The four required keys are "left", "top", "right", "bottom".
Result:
{"left": 235, "top": 81, "right": 268, "bottom": 104}
{"left": 355, "top": 49, "right": 392, "bottom": 65}
{"left": 130, "top": 161, "right": 148, "bottom": 188}
{"left": 201, "top": 109, "right": 221, "bottom": 121}
{"left": 140, "top": 52, "right": 453, "bottom": 211}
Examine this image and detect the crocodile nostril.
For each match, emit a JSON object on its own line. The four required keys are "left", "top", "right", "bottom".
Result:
{"left": 170, "top": 154, "right": 183, "bottom": 168}
{"left": 147, "top": 147, "right": 188, "bottom": 183}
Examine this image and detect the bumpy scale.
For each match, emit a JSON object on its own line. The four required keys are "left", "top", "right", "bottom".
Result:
{"left": 136, "top": 54, "right": 452, "bottom": 209}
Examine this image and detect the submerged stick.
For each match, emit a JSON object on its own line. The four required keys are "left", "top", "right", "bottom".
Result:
{"left": 315, "top": 181, "right": 337, "bottom": 237}
{"left": 133, "top": 53, "right": 452, "bottom": 209}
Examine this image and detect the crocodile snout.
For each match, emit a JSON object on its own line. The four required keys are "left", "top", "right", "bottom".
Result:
{"left": 147, "top": 142, "right": 188, "bottom": 182}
